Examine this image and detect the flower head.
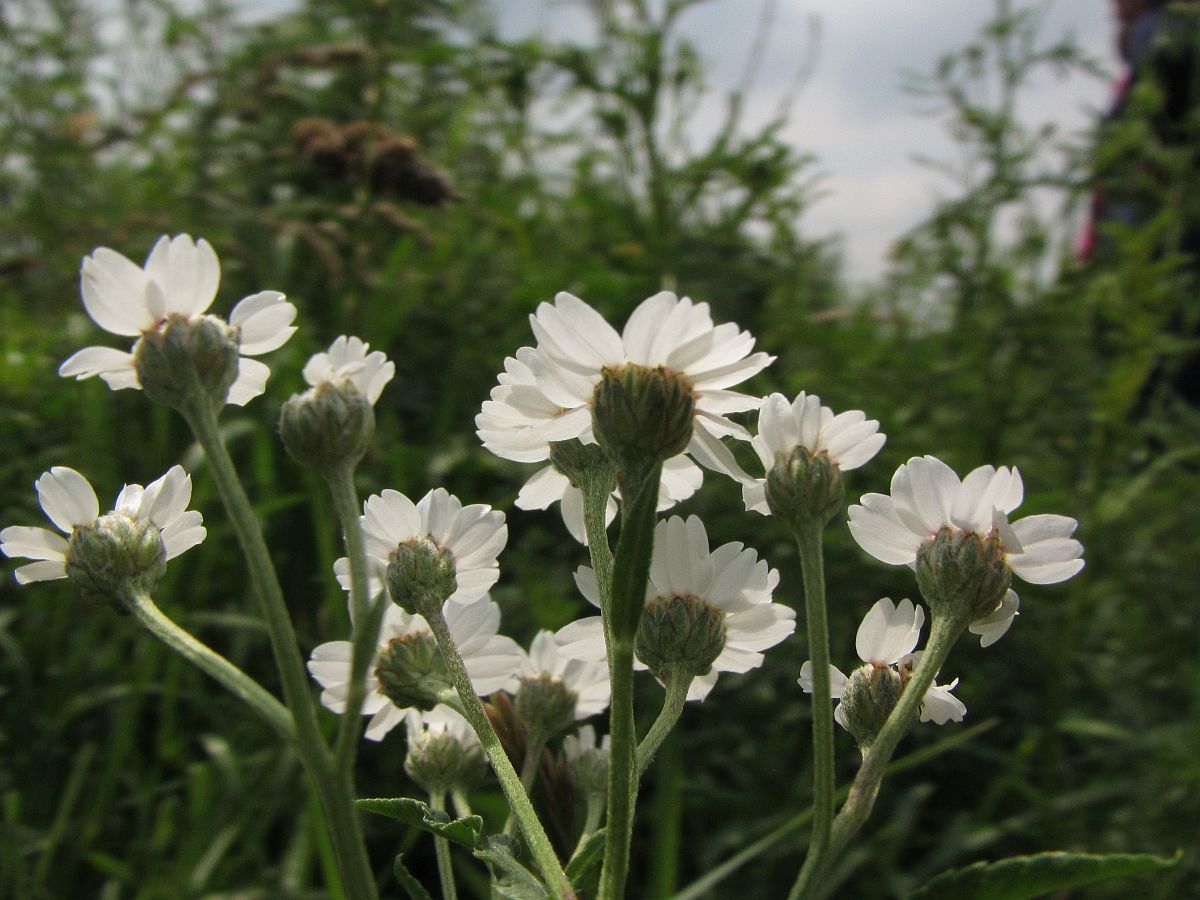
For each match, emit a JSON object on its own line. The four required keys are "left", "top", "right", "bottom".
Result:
{"left": 557, "top": 515, "right": 795, "bottom": 701}
{"left": 799, "top": 598, "right": 964, "bottom": 746}
{"left": 562, "top": 724, "right": 611, "bottom": 798}
{"left": 477, "top": 348, "right": 703, "bottom": 543}
{"left": 2, "top": 465, "right": 205, "bottom": 602}
{"left": 355, "top": 487, "right": 507, "bottom": 613}
{"left": 301, "top": 335, "right": 395, "bottom": 405}
{"left": 847, "top": 456, "right": 1083, "bottom": 636}
{"left": 307, "top": 598, "right": 522, "bottom": 741}
{"left": 480, "top": 291, "right": 772, "bottom": 485}
{"left": 59, "top": 234, "right": 297, "bottom": 406}
{"left": 514, "top": 630, "right": 611, "bottom": 742}
{"left": 743, "top": 392, "right": 885, "bottom": 522}
{"left": 403, "top": 704, "right": 488, "bottom": 793}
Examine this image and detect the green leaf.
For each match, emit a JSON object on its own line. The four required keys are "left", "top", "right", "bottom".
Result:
{"left": 911, "top": 850, "right": 1181, "bottom": 899}
{"left": 357, "top": 797, "right": 484, "bottom": 849}
{"left": 392, "top": 853, "right": 435, "bottom": 900}
{"left": 474, "top": 835, "right": 550, "bottom": 899}
{"left": 566, "top": 830, "right": 609, "bottom": 888}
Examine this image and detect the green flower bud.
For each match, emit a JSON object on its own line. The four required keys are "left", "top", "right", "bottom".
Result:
{"left": 66, "top": 513, "right": 167, "bottom": 607}
{"left": 279, "top": 381, "right": 375, "bottom": 476}
{"left": 765, "top": 446, "right": 845, "bottom": 526}
{"left": 134, "top": 313, "right": 240, "bottom": 409}
{"left": 916, "top": 527, "right": 1012, "bottom": 625}
{"left": 635, "top": 594, "right": 726, "bottom": 681}
{"left": 592, "top": 364, "right": 695, "bottom": 472}
{"left": 387, "top": 539, "right": 457, "bottom": 615}
{"left": 548, "top": 439, "right": 615, "bottom": 489}
{"left": 374, "top": 634, "right": 452, "bottom": 711}
{"left": 515, "top": 674, "right": 579, "bottom": 746}
{"left": 404, "top": 731, "right": 488, "bottom": 795}
{"left": 838, "top": 663, "right": 908, "bottom": 750}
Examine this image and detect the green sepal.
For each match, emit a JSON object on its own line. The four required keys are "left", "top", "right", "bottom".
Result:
{"left": 910, "top": 850, "right": 1181, "bottom": 900}
{"left": 357, "top": 797, "right": 483, "bottom": 849}
{"left": 566, "top": 828, "right": 606, "bottom": 891}
{"left": 392, "top": 853, "right": 435, "bottom": 900}
{"left": 609, "top": 461, "right": 662, "bottom": 642}
{"left": 473, "top": 835, "right": 550, "bottom": 899}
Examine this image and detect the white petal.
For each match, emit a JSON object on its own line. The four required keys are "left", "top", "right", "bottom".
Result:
{"left": 855, "top": 597, "right": 924, "bottom": 665}
{"left": 554, "top": 616, "right": 606, "bottom": 661}
{"left": 0, "top": 526, "right": 69, "bottom": 561}
{"left": 225, "top": 358, "right": 271, "bottom": 406}
{"left": 847, "top": 494, "right": 923, "bottom": 566}
{"left": 969, "top": 590, "right": 1020, "bottom": 648}
{"left": 229, "top": 292, "right": 297, "bottom": 355}
{"left": 920, "top": 679, "right": 967, "bottom": 724}
{"left": 798, "top": 661, "right": 848, "bottom": 699}
{"left": 58, "top": 346, "right": 137, "bottom": 385}
{"left": 36, "top": 467, "right": 99, "bottom": 532}
{"left": 80, "top": 247, "right": 154, "bottom": 335}
{"left": 515, "top": 466, "right": 569, "bottom": 511}
{"left": 14, "top": 559, "right": 69, "bottom": 583}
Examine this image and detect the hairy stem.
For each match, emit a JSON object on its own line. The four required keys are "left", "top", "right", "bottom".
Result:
{"left": 790, "top": 518, "right": 835, "bottom": 887}
{"left": 636, "top": 667, "right": 692, "bottom": 776}
{"left": 181, "top": 395, "right": 376, "bottom": 900}
{"left": 121, "top": 588, "right": 294, "bottom": 742}
{"left": 430, "top": 790, "right": 458, "bottom": 900}
{"left": 422, "top": 605, "right": 573, "bottom": 898}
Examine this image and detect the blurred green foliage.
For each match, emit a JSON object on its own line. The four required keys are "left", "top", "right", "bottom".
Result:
{"left": 0, "top": 0, "right": 1196, "bottom": 897}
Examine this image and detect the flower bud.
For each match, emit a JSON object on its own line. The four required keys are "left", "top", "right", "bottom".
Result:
{"left": 635, "top": 594, "right": 726, "bottom": 681}
{"left": 916, "top": 527, "right": 1012, "bottom": 625}
{"left": 134, "top": 314, "right": 240, "bottom": 409}
{"left": 592, "top": 364, "right": 694, "bottom": 472}
{"left": 838, "top": 663, "right": 908, "bottom": 750}
{"left": 374, "top": 634, "right": 452, "bottom": 711}
{"left": 765, "top": 446, "right": 845, "bottom": 526}
{"left": 548, "top": 439, "right": 615, "bottom": 489}
{"left": 515, "top": 674, "right": 578, "bottom": 746}
{"left": 405, "top": 731, "right": 488, "bottom": 795}
{"left": 386, "top": 539, "right": 457, "bottom": 615}
{"left": 66, "top": 513, "right": 167, "bottom": 607}
{"left": 280, "top": 381, "right": 375, "bottom": 476}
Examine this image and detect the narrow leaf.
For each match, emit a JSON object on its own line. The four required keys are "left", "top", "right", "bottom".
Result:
{"left": 358, "top": 797, "right": 484, "bottom": 849}
{"left": 474, "top": 835, "right": 550, "bottom": 899}
{"left": 566, "top": 829, "right": 606, "bottom": 892}
{"left": 910, "top": 850, "right": 1181, "bottom": 899}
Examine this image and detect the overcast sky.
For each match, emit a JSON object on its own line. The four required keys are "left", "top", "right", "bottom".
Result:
{"left": 494, "top": 1, "right": 1118, "bottom": 282}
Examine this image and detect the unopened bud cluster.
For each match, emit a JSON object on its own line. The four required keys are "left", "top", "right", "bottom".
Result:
{"left": 548, "top": 439, "right": 614, "bottom": 489}
{"left": 592, "top": 364, "right": 695, "bottom": 472}
{"left": 636, "top": 594, "right": 726, "bottom": 680}
{"left": 563, "top": 726, "right": 611, "bottom": 800}
{"left": 134, "top": 314, "right": 241, "bottom": 409}
{"left": 404, "top": 729, "right": 487, "bottom": 795}
{"left": 838, "top": 664, "right": 907, "bottom": 750}
{"left": 515, "top": 674, "right": 579, "bottom": 745}
{"left": 765, "top": 447, "right": 845, "bottom": 526}
{"left": 67, "top": 513, "right": 167, "bottom": 607}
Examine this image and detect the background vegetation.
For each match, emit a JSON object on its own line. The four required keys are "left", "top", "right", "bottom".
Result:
{"left": 1, "top": 0, "right": 1196, "bottom": 897}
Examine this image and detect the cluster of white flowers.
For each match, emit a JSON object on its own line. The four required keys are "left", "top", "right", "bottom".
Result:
{"left": 5, "top": 235, "right": 1088, "bottom": 780}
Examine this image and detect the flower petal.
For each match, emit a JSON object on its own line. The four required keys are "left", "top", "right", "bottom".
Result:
{"left": 36, "top": 467, "right": 98, "bottom": 533}
{"left": 229, "top": 291, "right": 297, "bottom": 355}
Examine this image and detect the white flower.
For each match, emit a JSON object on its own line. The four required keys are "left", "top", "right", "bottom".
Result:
{"left": 301, "top": 335, "right": 395, "bottom": 405}
{"left": 355, "top": 487, "right": 507, "bottom": 607}
{"left": 405, "top": 704, "right": 480, "bottom": 749}
{"left": 799, "top": 597, "right": 964, "bottom": 728}
{"left": 556, "top": 515, "right": 795, "bottom": 701}
{"left": 1, "top": 465, "right": 205, "bottom": 584}
{"left": 743, "top": 391, "right": 886, "bottom": 514}
{"left": 59, "top": 234, "right": 297, "bottom": 406}
{"left": 562, "top": 723, "right": 611, "bottom": 762}
{"left": 307, "top": 598, "right": 522, "bottom": 741}
{"left": 485, "top": 291, "right": 773, "bottom": 483}
{"left": 847, "top": 456, "right": 1084, "bottom": 642}
{"left": 477, "top": 346, "right": 703, "bottom": 543}
{"left": 518, "top": 630, "right": 611, "bottom": 719}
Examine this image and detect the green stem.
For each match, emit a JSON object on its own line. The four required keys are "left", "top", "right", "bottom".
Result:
{"left": 422, "top": 605, "right": 573, "bottom": 898}
{"left": 121, "top": 588, "right": 294, "bottom": 742}
{"left": 790, "top": 518, "right": 835, "bottom": 886}
{"left": 787, "top": 611, "right": 970, "bottom": 900}
{"left": 579, "top": 467, "right": 617, "bottom": 618}
{"left": 504, "top": 739, "right": 546, "bottom": 837}
{"left": 599, "top": 461, "right": 662, "bottom": 900}
{"left": 180, "top": 395, "right": 377, "bottom": 900}
{"left": 571, "top": 794, "right": 604, "bottom": 863}
{"left": 451, "top": 790, "right": 473, "bottom": 819}
{"left": 326, "top": 464, "right": 386, "bottom": 775}
{"left": 636, "top": 667, "right": 691, "bottom": 776}
{"left": 430, "top": 790, "right": 459, "bottom": 900}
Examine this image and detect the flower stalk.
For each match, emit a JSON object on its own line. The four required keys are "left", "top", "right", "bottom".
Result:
{"left": 430, "top": 790, "right": 459, "bottom": 900}
{"left": 788, "top": 610, "right": 971, "bottom": 899}
{"left": 422, "top": 605, "right": 573, "bottom": 898}
{"left": 636, "top": 666, "right": 692, "bottom": 775}
{"left": 178, "top": 389, "right": 377, "bottom": 900}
